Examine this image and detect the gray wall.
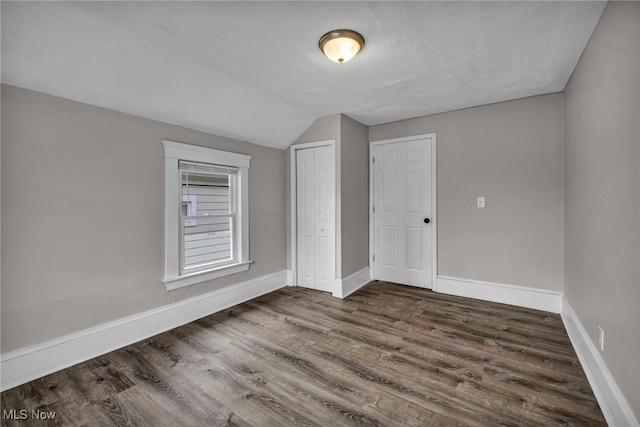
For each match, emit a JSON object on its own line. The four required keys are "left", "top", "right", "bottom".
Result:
{"left": 292, "top": 115, "right": 341, "bottom": 146}
{"left": 1, "top": 84, "right": 287, "bottom": 353}
{"left": 564, "top": 1, "right": 640, "bottom": 418}
{"left": 340, "top": 115, "right": 369, "bottom": 278}
{"left": 370, "top": 94, "right": 565, "bottom": 291}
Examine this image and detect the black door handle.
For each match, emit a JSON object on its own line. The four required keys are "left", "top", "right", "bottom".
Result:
{"left": 424, "top": 218, "right": 431, "bottom": 224}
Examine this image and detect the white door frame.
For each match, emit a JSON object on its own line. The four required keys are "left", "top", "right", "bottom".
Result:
{"left": 369, "top": 133, "right": 438, "bottom": 289}
{"left": 289, "top": 139, "right": 337, "bottom": 288}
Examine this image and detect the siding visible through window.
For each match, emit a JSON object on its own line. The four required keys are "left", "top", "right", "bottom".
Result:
{"left": 182, "top": 195, "right": 197, "bottom": 227}
{"left": 180, "top": 161, "right": 235, "bottom": 273}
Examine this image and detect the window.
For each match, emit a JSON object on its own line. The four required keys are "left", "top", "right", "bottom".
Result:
{"left": 163, "top": 140, "right": 252, "bottom": 291}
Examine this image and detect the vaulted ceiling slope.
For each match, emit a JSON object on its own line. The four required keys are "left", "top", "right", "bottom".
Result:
{"left": 2, "top": 1, "right": 606, "bottom": 150}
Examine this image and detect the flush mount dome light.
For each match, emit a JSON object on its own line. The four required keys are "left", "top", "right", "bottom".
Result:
{"left": 319, "top": 29, "right": 365, "bottom": 64}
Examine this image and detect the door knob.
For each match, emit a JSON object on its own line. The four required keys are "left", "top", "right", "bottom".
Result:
{"left": 423, "top": 218, "right": 431, "bottom": 224}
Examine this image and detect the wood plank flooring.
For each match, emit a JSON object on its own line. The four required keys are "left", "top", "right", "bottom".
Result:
{"left": 1, "top": 281, "right": 606, "bottom": 426}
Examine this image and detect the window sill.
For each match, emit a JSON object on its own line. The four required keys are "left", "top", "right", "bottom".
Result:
{"left": 163, "top": 261, "right": 253, "bottom": 292}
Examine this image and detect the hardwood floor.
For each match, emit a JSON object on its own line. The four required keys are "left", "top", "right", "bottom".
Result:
{"left": 1, "top": 282, "right": 606, "bottom": 426}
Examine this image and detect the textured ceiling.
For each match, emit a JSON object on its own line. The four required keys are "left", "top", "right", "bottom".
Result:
{"left": 2, "top": 1, "right": 606, "bottom": 149}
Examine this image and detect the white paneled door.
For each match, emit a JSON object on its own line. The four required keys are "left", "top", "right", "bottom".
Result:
{"left": 296, "top": 145, "right": 335, "bottom": 293}
{"left": 372, "top": 137, "right": 433, "bottom": 288}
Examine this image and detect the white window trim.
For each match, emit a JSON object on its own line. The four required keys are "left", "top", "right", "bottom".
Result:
{"left": 162, "top": 140, "right": 252, "bottom": 291}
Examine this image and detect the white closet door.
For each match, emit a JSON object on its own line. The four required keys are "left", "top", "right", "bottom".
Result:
{"left": 296, "top": 145, "right": 335, "bottom": 292}
{"left": 372, "top": 138, "right": 433, "bottom": 288}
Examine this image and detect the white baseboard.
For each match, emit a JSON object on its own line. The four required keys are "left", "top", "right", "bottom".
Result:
{"left": 286, "top": 269, "right": 294, "bottom": 286}
{"left": 561, "top": 297, "right": 639, "bottom": 427}
{"left": 435, "top": 275, "right": 563, "bottom": 313}
{"left": 0, "top": 270, "right": 288, "bottom": 392}
{"left": 333, "top": 266, "right": 371, "bottom": 298}
{"left": 284, "top": 267, "right": 370, "bottom": 299}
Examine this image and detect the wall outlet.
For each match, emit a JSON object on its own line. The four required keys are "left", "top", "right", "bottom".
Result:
{"left": 598, "top": 326, "right": 604, "bottom": 351}
{"left": 477, "top": 197, "right": 486, "bottom": 208}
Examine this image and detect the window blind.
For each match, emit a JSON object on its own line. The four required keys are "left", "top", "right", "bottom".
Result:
{"left": 179, "top": 160, "right": 238, "bottom": 176}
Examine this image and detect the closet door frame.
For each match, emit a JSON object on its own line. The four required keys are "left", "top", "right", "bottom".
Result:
{"left": 289, "top": 139, "right": 337, "bottom": 291}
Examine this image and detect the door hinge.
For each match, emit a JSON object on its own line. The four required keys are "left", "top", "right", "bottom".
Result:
{"left": 373, "top": 205, "right": 375, "bottom": 213}
{"left": 373, "top": 254, "right": 375, "bottom": 262}
{"left": 372, "top": 157, "right": 375, "bottom": 164}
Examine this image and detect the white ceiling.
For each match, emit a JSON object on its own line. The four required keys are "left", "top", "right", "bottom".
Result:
{"left": 2, "top": 1, "right": 606, "bottom": 150}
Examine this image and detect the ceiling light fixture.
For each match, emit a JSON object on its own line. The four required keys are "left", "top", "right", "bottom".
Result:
{"left": 319, "top": 29, "right": 365, "bottom": 64}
